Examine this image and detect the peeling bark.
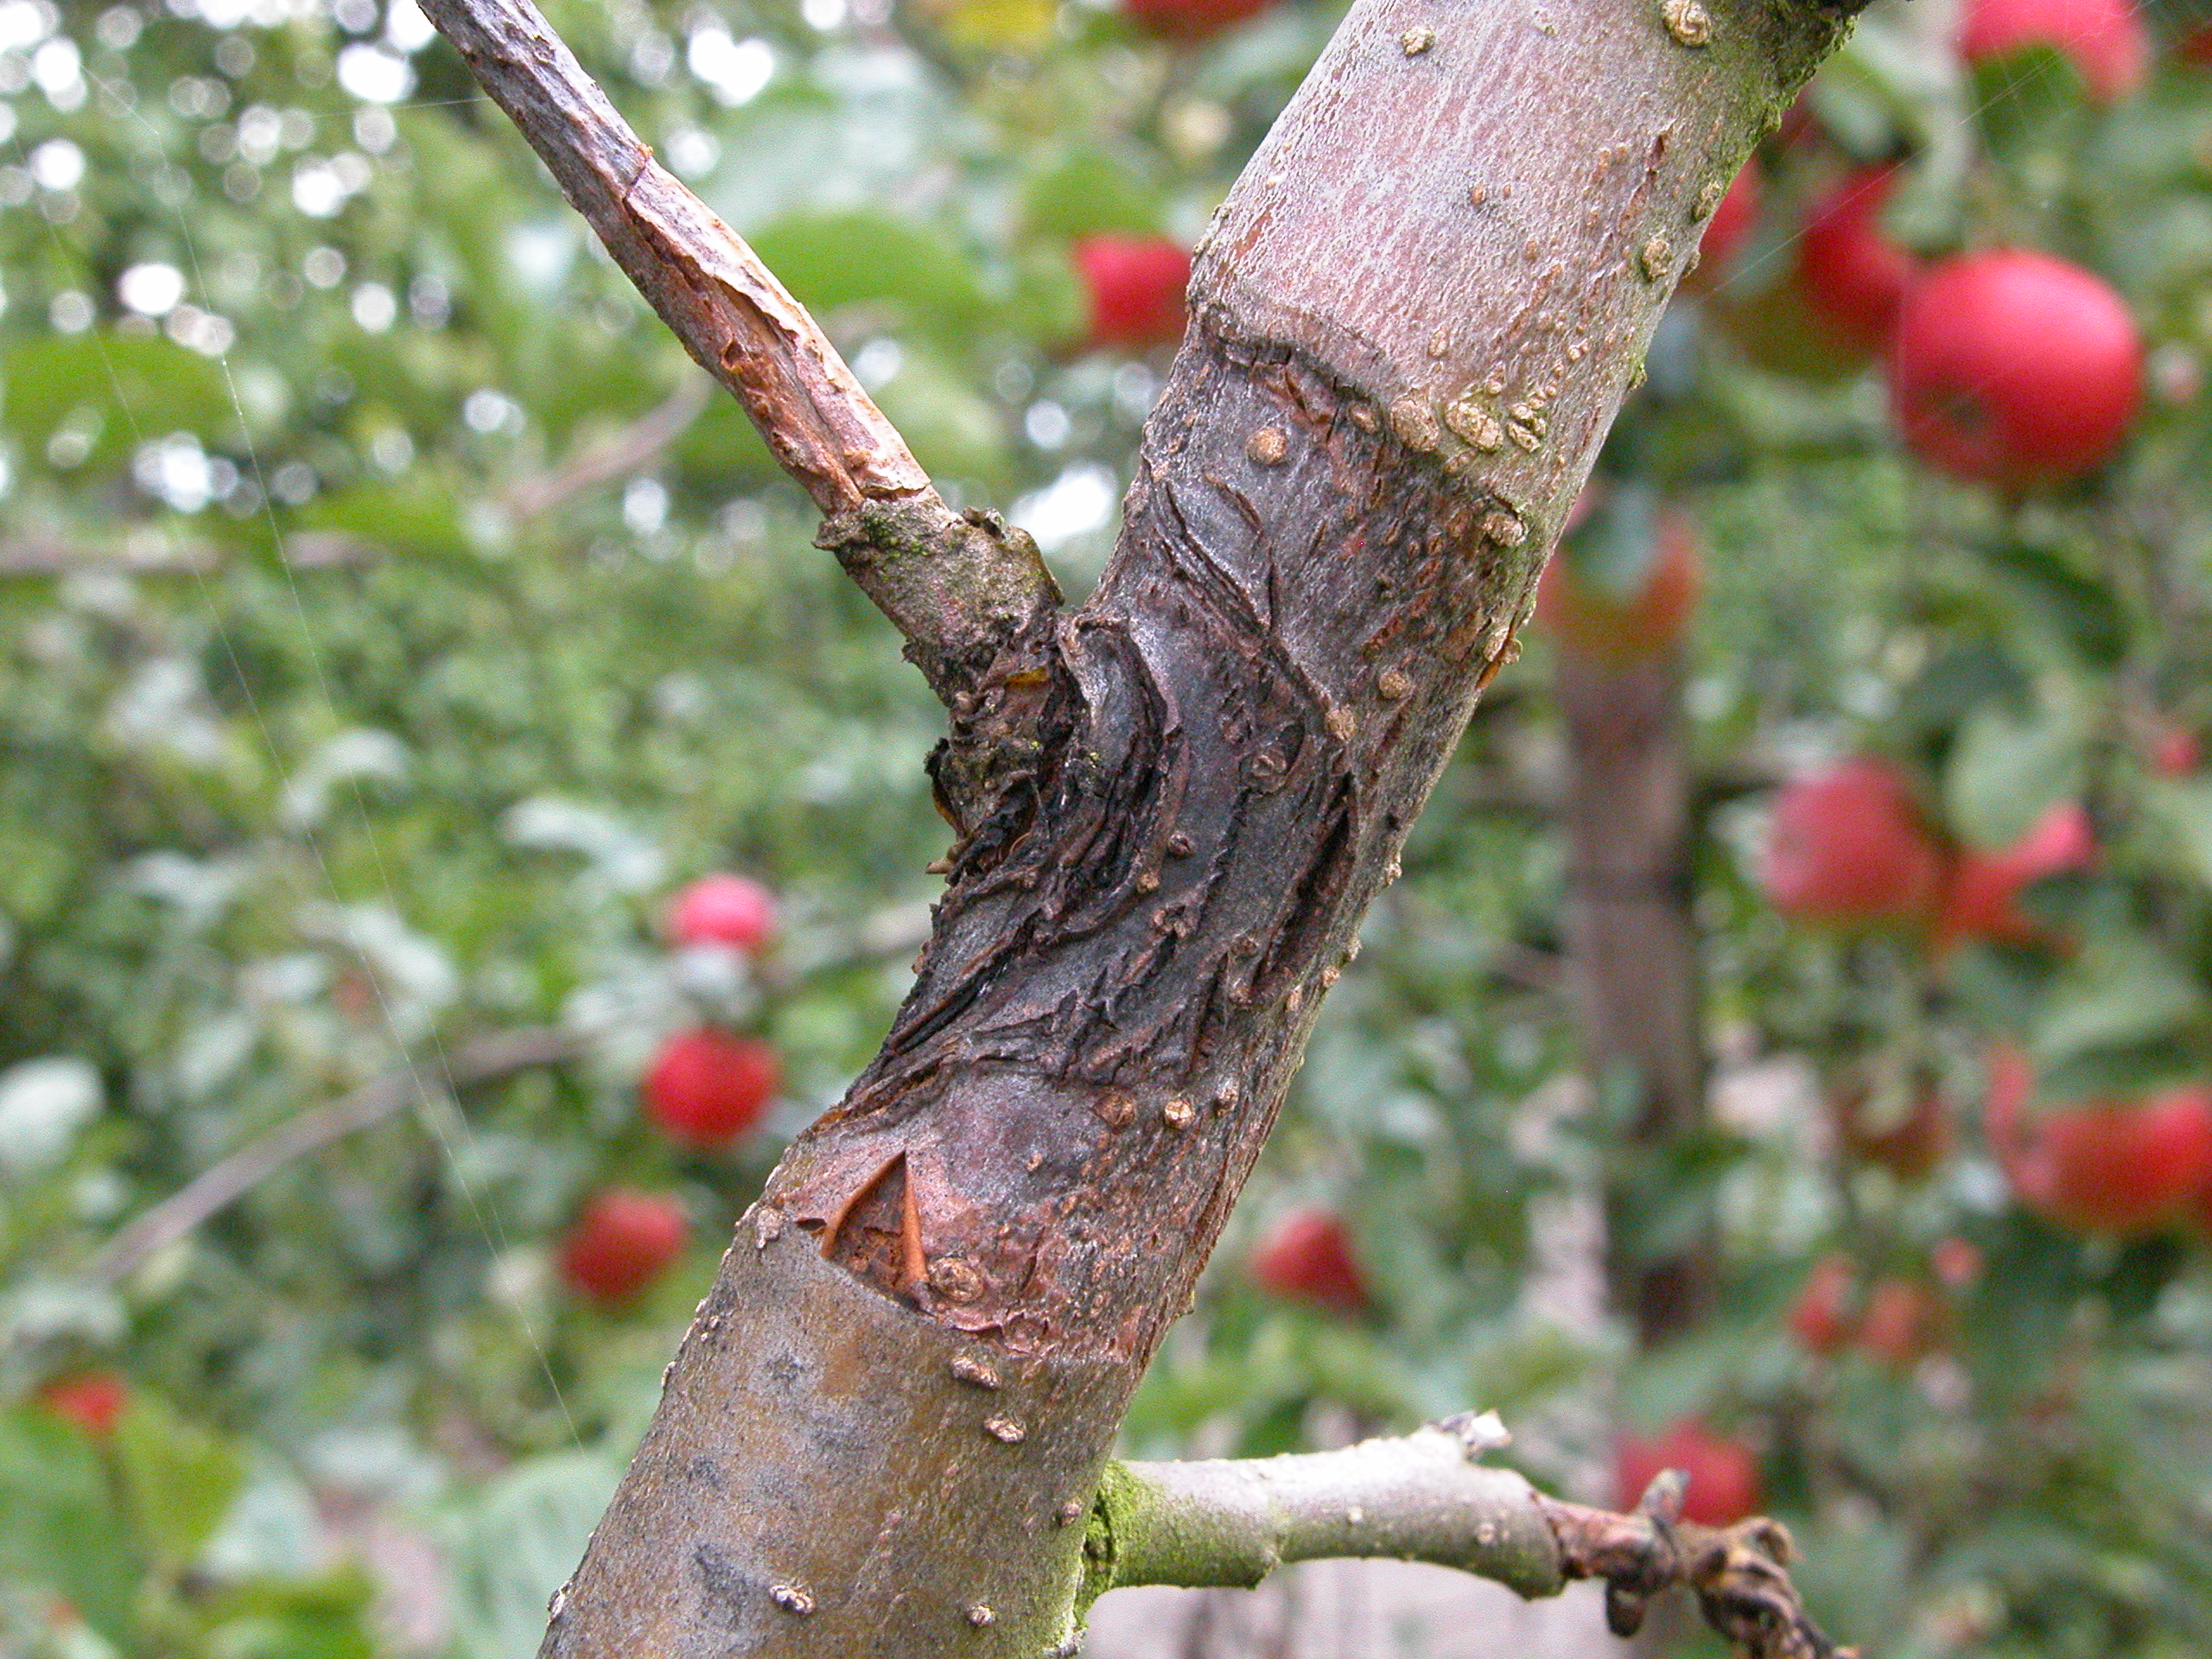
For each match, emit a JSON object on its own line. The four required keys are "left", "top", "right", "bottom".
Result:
{"left": 416, "top": 0, "right": 1863, "bottom": 1648}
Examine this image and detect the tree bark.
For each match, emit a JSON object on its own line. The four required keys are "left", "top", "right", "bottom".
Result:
{"left": 422, "top": 0, "right": 1856, "bottom": 1648}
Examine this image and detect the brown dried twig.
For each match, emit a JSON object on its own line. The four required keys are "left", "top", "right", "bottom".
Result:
{"left": 1540, "top": 1471, "right": 1859, "bottom": 1659}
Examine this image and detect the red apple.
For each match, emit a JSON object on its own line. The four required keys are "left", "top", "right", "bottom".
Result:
{"left": 1688, "top": 164, "right": 1762, "bottom": 292}
{"left": 1859, "top": 1277, "right": 1940, "bottom": 1367}
{"left": 2183, "top": 22, "right": 2212, "bottom": 67}
{"left": 1121, "top": 0, "right": 1275, "bottom": 42}
{"left": 1890, "top": 251, "right": 2143, "bottom": 488}
{"left": 1796, "top": 165, "right": 1922, "bottom": 352}
{"left": 1535, "top": 507, "right": 1700, "bottom": 659}
{"left": 1072, "top": 235, "right": 1191, "bottom": 349}
{"left": 645, "top": 1027, "right": 780, "bottom": 1148}
{"left": 558, "top": 1189, "right": 690, "bottom": 1304}
{"left": 1613, "top": 1420, "right": 1763, "bottom": 1527}
{"left": 1935, "top": 801, "right": 2094, "bottom": 951}
{"left": 37, "top": 1370, "right": 126, "bottom": 1440}
{"left": 1986, "top": 1048, "right": 2212, "bottom": 1236}
{"left": 1932, "top": 1236, "right": 1982, "bottom": 1289}
{"left": 667, "top": 874, "right": 776, "bottom": 954}
{"left": 2149, "top": 722, "right": 2201, "bottom": 777}
{"left": 1249, "top": 1206, "right": 1368, "bottom": 1314}
{"left": 1959, "top": 0, "right": 2148, "bottom": 101}
{"left": 1761, "top": 759, "right": 1945, "bottom": 928}
{"left": 1789, "top": 1254, "right": 1858, "bottom": 1356}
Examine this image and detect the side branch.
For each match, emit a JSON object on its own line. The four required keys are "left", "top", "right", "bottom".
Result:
{"left": 1091, "top": 1415, "right": 1856, "bottom": 1659}
{"left": 416, "top": 0, "right": 1060, "bottom": 724}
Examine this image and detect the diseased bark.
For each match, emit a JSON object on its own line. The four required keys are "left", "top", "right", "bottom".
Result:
{"left": 418, "top": 0, "right": 1859, "bottom": 1649}
{"left": 1557, "top": 645, "right": 1713, "bottom": 1343}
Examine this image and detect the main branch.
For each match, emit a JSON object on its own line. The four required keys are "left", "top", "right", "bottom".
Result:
{"left": 413, "top": 0, "right": 1861, "bottom": 1648}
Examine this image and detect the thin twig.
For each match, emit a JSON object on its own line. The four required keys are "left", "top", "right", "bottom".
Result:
{"left": 1539, "top": 1473, "right": 1859, "bottom": 1659}
{"left": 505, "top": 374, "right": 715, "bottom": 521}
{"left": 0, "top": 537, "right": 220, "bottom": 576}
{"left": 88, "top": 1026, "right": 582, "bottom": 1285}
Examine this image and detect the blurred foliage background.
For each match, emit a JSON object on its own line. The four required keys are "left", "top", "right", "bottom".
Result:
{"left": 6, "top": 0, "right": 2212, "bottom": 1650}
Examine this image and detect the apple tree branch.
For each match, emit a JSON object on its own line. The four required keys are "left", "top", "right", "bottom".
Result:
{"left": 414, "top": 0, "right": 1062, "bottom": 798}
{"left": 1090, "top": 1414, "right": 1857, "bottom": 1659}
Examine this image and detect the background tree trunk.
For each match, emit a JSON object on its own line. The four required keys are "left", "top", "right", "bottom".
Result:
{"left": 423, "top": 0, "right": 1856, "bottom": 1648}
{"left": 1556, "top": 645, "right": 1713, "bottom": 1344}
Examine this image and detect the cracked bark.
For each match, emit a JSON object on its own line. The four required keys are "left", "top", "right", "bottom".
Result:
{"left": 418, "top": 0, "right": 1859, "bottom": 1649}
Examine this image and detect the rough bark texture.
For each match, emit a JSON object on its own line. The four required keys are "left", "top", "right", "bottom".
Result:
{"left": 1556, "top": 649, "right": 1711, "bottom": 1342}
{"left": 504, "top": 0, "right": 1853, "bottom": 1648}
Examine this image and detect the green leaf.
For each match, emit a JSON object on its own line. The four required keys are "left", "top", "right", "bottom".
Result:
{"left": 1943, "top": 699, "right": 2087, "bottom": 851}
{"left": 747, "top": 211, "right": 989, "bottom": 349}
{"left": 2144, "top": 777, "right": 2212, "bottom": 893}
{"left": 1019, "top": 150, "right": 1163, "bottom": 241}
{"left": 193, "top": 1573, "right": 378, "bottom": 1659}
{"left": 443, "top": 1452, "right": 620, "bottom": 1659}
{"left": 869, "top": 346, "right": 1012, "bottom": 486}
{"left": 290, "top": 481, "right": 469, "bottom": 564}
{"left": 2031, "top": 935, "right": 2205, "bottom": 1072}
{"left": 112, "top": 1392, "right": 246, "bottom": 1563}
{"left": 1971, "top": 43, "right": 2093, "bottom": 160}
{"left": 1979, "top": 540, "right": 2127, "bottom": 664}
{"left": 0, "top": 1408, "right": 138, "bottom": 1643}
{"left": 2, "top": 333, "right": 233, "bottom": 468}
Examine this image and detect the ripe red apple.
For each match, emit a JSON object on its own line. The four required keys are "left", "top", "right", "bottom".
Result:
{"left": 1986, "top": 1048, "right": 2212, "bottom": 1236}
{"left": 1935, "top": 801, "right": 2094, "bottom": 951}
{"left": 1761, "top": 759, "right": 1945, "bottom": 928}
{"left": 1932, "top": 1236, "right": 1982, "bottom": 1289}
{"left": 1859, "top": 1277, "right": 1940, "bottom": 1367}
{"left": 1072, "top": 235, "right": 1191, "bottom": 350}
{"left": 1796, "top": 165, "right": 1921, "bottom": 353}
{"left": 666, "top": 874, "right": 776, "bottom": 954}
{"left": 1889, "top": 251, "right": 2143, "bottom": 488}
{"left": 2183, "top": 22, "right": 2212, "bottom": 67}
{"left": 1535, "top": 506, "right": 1700, "bottom": 659}
{"left": 1613, "top": 1420, "right": 1762, "bottom": 1527}
{"left": 2149, "top": 722, "right": 2201, "bottom": 777}
{"left": 1688, "top": 164, "right": 1762, "bottom": 292}
{"left": 645, "top": 1027, "right": 779, "bottom": 1148}
{"left": 37, "top": 1370, "right": 126, "bottom": 1439}
{"left": 1121, "top": 0, "right": 1274, "bottom": 42}
{"left": 1249, "top": 1206, "right": 1368, "bottom": 1314}
{"left": 558, "top": 1189, "right": 690, "bottom": 1304}
{"left": 1789, "top": 1254, "right": 1858, "bottom": 1356}
{"left": 1959, "top": 0, "right": 2148, "bottom": 101}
